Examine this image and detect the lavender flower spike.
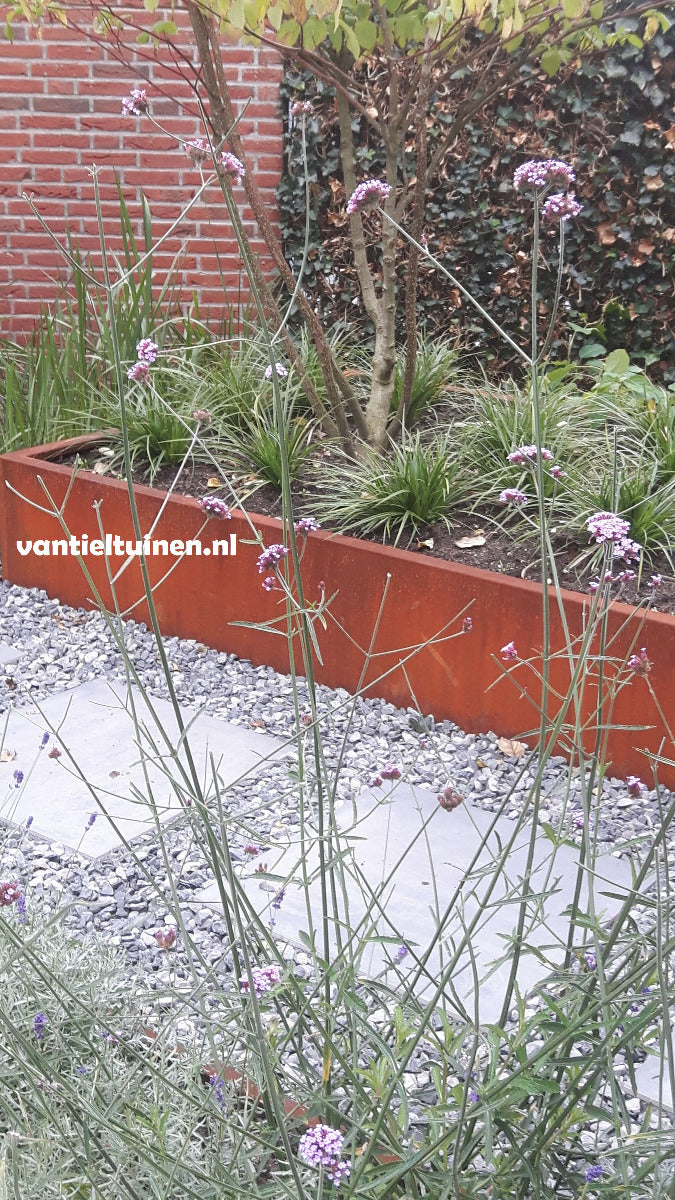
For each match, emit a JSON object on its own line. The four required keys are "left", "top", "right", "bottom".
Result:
{"left": 33, "top": 1012, "right": 47, "bottom": 1040}
{"left": 347, "top": 178, "right": 391, "bottom": 215}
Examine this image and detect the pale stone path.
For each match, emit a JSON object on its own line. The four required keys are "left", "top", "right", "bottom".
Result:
{"left": 0, "top": 678, "right": 282, "bottom": 856}
{"left": 0, "top": 665, "right": 669, "bottom": 1110}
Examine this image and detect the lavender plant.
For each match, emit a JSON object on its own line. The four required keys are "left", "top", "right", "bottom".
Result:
{"left": 1, "top": 106, "right": 673, "bottom": 1200}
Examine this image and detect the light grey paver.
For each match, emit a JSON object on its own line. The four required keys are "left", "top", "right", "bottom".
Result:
{"left": 0, "top": 679, "right": 283, "bottom": 856}
{"left": 199, "top": 783, "right": 664, "bottom": 1097}
{"left": 200, "top": 783, "right": 645, "bottom": 1018}
{"left": 0, "top": 642, "right": 22, "bottom": 667}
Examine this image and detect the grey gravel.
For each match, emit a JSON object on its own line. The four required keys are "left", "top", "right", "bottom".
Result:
{"left": 0, "top": 578, "right": 672, "bottom": 1141}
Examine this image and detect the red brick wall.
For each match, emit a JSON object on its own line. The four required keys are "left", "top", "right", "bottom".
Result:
{"left": 0, "top": 3, "right": 283, "bottom": 337}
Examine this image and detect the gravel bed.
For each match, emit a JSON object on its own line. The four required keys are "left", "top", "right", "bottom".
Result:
{"left": 0, "top": 578, "right": 672, "bottom": 1150}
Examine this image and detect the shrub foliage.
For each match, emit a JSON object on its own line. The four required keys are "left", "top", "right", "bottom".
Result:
{"left": 278, "top": 19, "right": 674, "bottom": 382}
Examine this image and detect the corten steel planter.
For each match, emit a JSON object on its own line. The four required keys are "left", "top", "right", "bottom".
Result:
{"left": 1, "top": 434, "right": 673, "bottom": 786}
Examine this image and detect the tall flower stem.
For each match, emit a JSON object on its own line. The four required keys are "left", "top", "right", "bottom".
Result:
{"left": 498, "top": 193, "right": 552, "bottom": 1027}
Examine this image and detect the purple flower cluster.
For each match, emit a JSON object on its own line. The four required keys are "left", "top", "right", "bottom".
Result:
{"left": 298, "top": 1124, "right": 350, "bottom": 1187}
{"left": 394, "top": 943, "right": 409, "bottom": 960}
{"left": 0, "top": 880, "right": 22, "bottom": 907}
{"left": 586, "top": 511, "right": 641, "bottom": 563}
{"left": 513, "top": 159, "right": 575, "bottom": 192}
{"left": 85, "top": 813, "right": 97, "bottom": 830}
{"left": 13, "top": 769, "right": 23, "bottom": 788}
{"left": 626, "top": 775, "right": 644, "bottom": 798}
{"left": 291, "top": 99, "right": 313, "bottom": 118}
{"left": 501, "top": 641, "right": 518, "bottom": 661}
{"left": 585, "top": 1164, "right": 604, "bottom": 1182}
{"left": 239, "top": 963, "right": 282, "bottom": 995}
{"left": 185, "top": 137, "right": 210, "bottom": 164}
{"left": 257, "top": 544, "right": 289, "bottom": 573}
{"left": 197, "top": 496, "right": 231, "bottom": 520}
{"left": 542, "top": 191, "right": 583, "bottom": 224}
{"left": 264, "top": 361, "right": 288, "bottom": 380}
{"left": 381, "top": 764, "right": 402, "bottom": 780}
{"left": 193, "top": 408, "right": 212, "bottom": 424}
{"left": 122, "top": 88, "right": 148, "bottom": 117}
{"left": 221, "top": 151, "right": 245, "bottom": 184}
{"left": 154, "top": 927, "right": 177, "bottom": 950}
{"left": 136, "top": 338, "right": 159, "bottom": 363}
{"left": 261, "top": 575, "right": 277, "bottom": 592}
{"left": 438, "top": 786, "right": 463, "bottom": 811}
{"left": 127, "top": 361, "right": 149, "bottom": 383}
{"left": 628, "top": 646, "right": 651, "bottom": 677}
{"left": 507, "top": 445, "right": 554, "bottom": 465}
{"left": 346, "top": 177, "right": 391, "bottom": 215}
{"left": 127, "top": 338, "right": 158, "bottom": 385}
{"left": 499, "top": 487, "right": 528, "bottom": 505}
{"left": 585, "top": 951, "right": 597, "bottom": 970}
{"left": 294, "top": 516, "right": 320, "bottom": 534}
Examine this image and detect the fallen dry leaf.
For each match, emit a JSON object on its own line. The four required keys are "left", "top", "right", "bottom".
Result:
{"left": 92, "top": 461, "right": 109, "bottom": 475}
{"left": 455, "top": 534, "right": 486, "bottom": 549}
{"left": 597, "top": 223, "right": 617, "bottom": 245}
{"left": 498, "top": 736, "right": 527, "bottom": 758}
{"left": 416, "top": 538, "right": 434, "bottom": 551}
{"left": 206, "top": 477, "right": 223, "bottom": 489}
{"left": 0, "top": 749, "right": 16, "bottom": 762}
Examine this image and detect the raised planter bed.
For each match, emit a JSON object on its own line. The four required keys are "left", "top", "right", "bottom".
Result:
{"left": 1, "top": 434, "right": 673, "bottom": 787}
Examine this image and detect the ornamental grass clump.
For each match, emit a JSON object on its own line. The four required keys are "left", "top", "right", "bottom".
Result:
{"left": 311, "top": 429, "right": 469, "bottom": 545}
{"left": 6, "top": 96, "right": 674, "bottom": 1200}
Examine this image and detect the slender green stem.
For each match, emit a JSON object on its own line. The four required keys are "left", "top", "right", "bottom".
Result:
{"left": 382, "top": 209, "right": 531, "bottom": 365}
{"left": 498, "top": 192, "right": 552, "bottom": 1028}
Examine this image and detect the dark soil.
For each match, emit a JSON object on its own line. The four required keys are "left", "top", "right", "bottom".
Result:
{"left": 63, "top": 447, "right": 675, "bottom": 616}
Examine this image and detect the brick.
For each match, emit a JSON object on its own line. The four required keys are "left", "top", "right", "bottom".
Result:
{"left": 33, "top": 97, "right": 91, "bottom": 113}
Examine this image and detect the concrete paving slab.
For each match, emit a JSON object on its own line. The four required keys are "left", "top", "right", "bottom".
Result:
{"left": 633, "top": 1038, "right": 674, "bottom": 1113}
{"left": 0, "top": 679, "right": 284, "bottom": 856}
{"left": 0, "top": 643, "right": 22, "bottom": 667}
{"left": 199, "top": 780, "right": 654, "bottom": 1027}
